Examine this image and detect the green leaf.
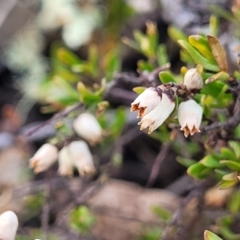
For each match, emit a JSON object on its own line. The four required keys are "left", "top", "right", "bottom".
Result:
{"left": 229, "top": 141, "right": 240, "bottom": 159}
{"left": 77, "top": 82, "right": 101, "bottom": 105}
{"left": 159, "top": 71, "right": 176, "bottom": 84}
{"left": 168, "top": 26, "right": 188, "bottom": 42}
{"left": 56, "top": 47, "right": 82, "bottom": 65}
{"left": 137, "top": 60, "right": 155, "bottom": 71}
{"left": 188, "top": 35, "right": 216, "bottom": 62}
{"left": 210, "top": 15, "right": 219, "bottom": 37}
{"left": 187, "top": 162, "right": 209, "bottom": 180}
{"left": 204, "top": 230, "right": 223, "bottom": 240}
{"left": 220, "top": 147, "right": 238, "bottom": 161}
{"left": 177, "top": 40, "right": 220, "bottom": 72}
{"left": 220, "top": 160, "right": 240, "bottom": 171}
{"left": 157, "top": 44, "right": 169, "bottom": 66}
{"left": 200, "top": 155, "right": 221, "bottom": 168}
{"left": 133, "top": 87, "right": 146, "bottom": 94}
{"left": 218, "top": 180, "right": 238, "bottom": 189}
{"left": 152, "top": 205, "right": 172, "bottom": 221}
{"left": 205, "top": 71, "right": 230, "bottom": 84}
{"left": 176, "top": 157, "right": 196, "bottom": 167}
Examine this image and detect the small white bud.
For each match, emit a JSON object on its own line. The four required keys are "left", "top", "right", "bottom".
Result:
{"left": 183, "top": 68, "right": 203, "bottom": 91}
{"left": 58, "top": 146, "right": 74, "bottom": 177}
{"left": 73, "top": 113, "right": 102, "bottom": 145}
{"left": 29, "top": 143, "right": 58, "bottom": 173}
{"left": 131, "top": 87, "right": 162, "bottom": 118}
{"left": 68, "top": 141, "right": 95, "bottom": 176}
{"left": 138, "top": 92, "right": 175, "bottom": 134}
{"left": 0, "top": 211, "right": 18, "bottom": 240}
{"left": 178, "top": 99, "right": 203, "bottom": 137}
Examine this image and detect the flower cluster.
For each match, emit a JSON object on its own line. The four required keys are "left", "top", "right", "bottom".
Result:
{"left": 131, "top": 85, "right": 176, "bottom": 134}
{"left": 29, "top": 113, "right": 102, "bottom": 176}
{"left": 131, "top": 68, "right": 203, "bottom": 137}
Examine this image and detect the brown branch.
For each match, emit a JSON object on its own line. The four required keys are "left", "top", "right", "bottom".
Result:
{"left": 146, "top": 143, "right": 170, "bottom": 187}
{"left": 23, "top": 103, "right": 83, "bottom": 137}
{"left": 160, "top": 179, "right": 213, "bottom": 240}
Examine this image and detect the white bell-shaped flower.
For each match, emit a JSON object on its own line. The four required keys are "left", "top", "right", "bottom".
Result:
{"left": 178, "top": 99, "right": 203, "bottom": 137}
{"left": 29, "top": 143, "right": 58, "bottom": 173}
{"left": 73, "top": 113, "right": 102, "bottom": 145}
{"left": 183, "top": 68, "right": 203, "bottom": 91}
{"left": 58, "top": 146, "right": 74, "bottom": 177}
{"left": 130, "top": 87, "right": 162, "bottom": 118}
{"left": 138, "top": 92, "right": 175, "bottom": 134}
{"left": 0, "top": 211, "right": 18, "bottom": 240}
{"left": 68, "top": 141, "right": 95, "bottom": 176}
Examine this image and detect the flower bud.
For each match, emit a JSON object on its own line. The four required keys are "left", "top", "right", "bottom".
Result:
{"left": 58, "top": 146, "right": 74, "bottom": 177}
{"left": 131, "top": 87, "right": 162, "bottom": 118}
{"left": 68, "top": 141, "right": 95, "bottom": 176}
{"left": 73, "top": 113, "right": 102, "bottom": 145}
{"left": 29, "top": 143, "right": 58, "bottom": 173}
{"left": 178, "top": 99, "right": 203, "bottom": 137}
{"left": 0, "top": 211, "right": 18, "bottom": 240}
{"left": 183, "top": 68, "right": 203, "bottom": 91}
{"left": 138, "top": 91, "right": 175, "bottom": 134}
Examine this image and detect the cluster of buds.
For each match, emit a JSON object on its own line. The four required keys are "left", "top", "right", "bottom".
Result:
{"left": 131, "top": 68, "right": 203, "bottom": 137}
{"left": 29, "top": 113, "right": 102, "bottom": 176}
{"left": 0, "top": 211, "right": 18, "bottom": 240}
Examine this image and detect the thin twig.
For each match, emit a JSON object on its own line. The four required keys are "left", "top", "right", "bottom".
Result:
{"left": 160, "top": 179, "right": 213, "bottom": 240}
{"left": 41, "top": 175, "right": 51, "bottom": 240}
{"left": 24, "top": 103, "right": 83, "bottom": 137}
{"left": 146, "top": 143, "right": 170, "bottom": 187}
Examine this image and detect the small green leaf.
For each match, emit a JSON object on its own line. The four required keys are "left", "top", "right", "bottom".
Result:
{"left": 220, "top": 147, "right": 238, "bottom": 161}
{"left": 218, "top": 180, "right": 237, "bottom": 189}
{"left": 133, "top": 87, "right": 146, "bottom": 94}
{"left": 188, "top": 35, "right": 216, "bottom": 62}
{"left": 229, "top": 141, "right": 240, "bottom": 159}
{"left": 177, "top": 40, "right": 220, "bottom": 72}
{"left": 57, "top": 47, "right": 82, "bottom": 65}
{"left": 176, "top": 156, "right": 196, "bottom": 167}
{"left": 200, "top": 155, "right": 221, "bottom": 168}
{"left": 204, "top": 230, "right": 223, "bottom": 240}
{"left": 205, "top": 71, "right": 230, "bottom": 84}
{"left": 168, "top": 26, "right": 188, "bottom": 42}
{"left": 187, "top": 162, "right": 208, "bottom": 180}
{"left": 152, "top": 205, "right": 172, "bottom": 221}
{"left": 210, "top": 15, "right": 219, "bottom": 37}
{"left": 159, "top": 71, "right": 176, "bottom": 84}
{"left": 220, "top": 160, "right": 240, "bottom": 170}
{"left": 157, "top": 44, "right": 169, "bottom": 66}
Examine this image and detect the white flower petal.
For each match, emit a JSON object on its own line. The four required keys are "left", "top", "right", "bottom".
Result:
{"left": 184, "top": 68, "right": 203, "bottom": 91}
{"left": 0, "top": 211, "right": 18, "bottom": 240}
{"left": 178, "top": 99, "right": 203, "bottom": 137}
{"left": 138, "top": 93, "right": 175, "bottom": 134}
{"left": 131, "top": 87, "right": 162, "bottom": 118}
{"left": 68, "top": 141, "right": 95, "bottom": 176}
{"left": 58, "top": 146, "right": 74, "bottom": 177}
{"left": 29, "top": 144, "right": 58, "bottom": 173}
{"left": 73, "top": 113, "right": 102, "bottom": 145}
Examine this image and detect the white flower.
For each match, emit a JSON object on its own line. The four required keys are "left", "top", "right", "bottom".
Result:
{"left": 130, "top": 87, "right": 162, "bottom": 118}
{"left": 29, "top": 143, "right": 58, "bottom": 173}
{"left": 58, "top": 146, "right": 74, "bottom": 177}
{"left": 73, "top": 113, "right": 102, "bottom": 145}
{"left": 178, "top": 99, "right": 203, "bottom": 137}
{"left": 0, "top": 211, "right": 18, "bottom": 240}
{"left": 183, "top": 68, "right": 203, "bottom": 91}
{"left": 138, "top": 91, "right": 175, "bottom": 134}
{"left": 68, "top": 141, "right": 95, "bottom": 176}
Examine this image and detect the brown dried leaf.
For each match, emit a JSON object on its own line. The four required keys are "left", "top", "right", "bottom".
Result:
{"left": 207, "top": 35, "right": 228, "bottom": 72}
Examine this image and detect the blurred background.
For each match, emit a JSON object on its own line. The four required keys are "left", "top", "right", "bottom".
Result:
{"left": 0, "top": 0, "right": 238, "bottom": 240}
